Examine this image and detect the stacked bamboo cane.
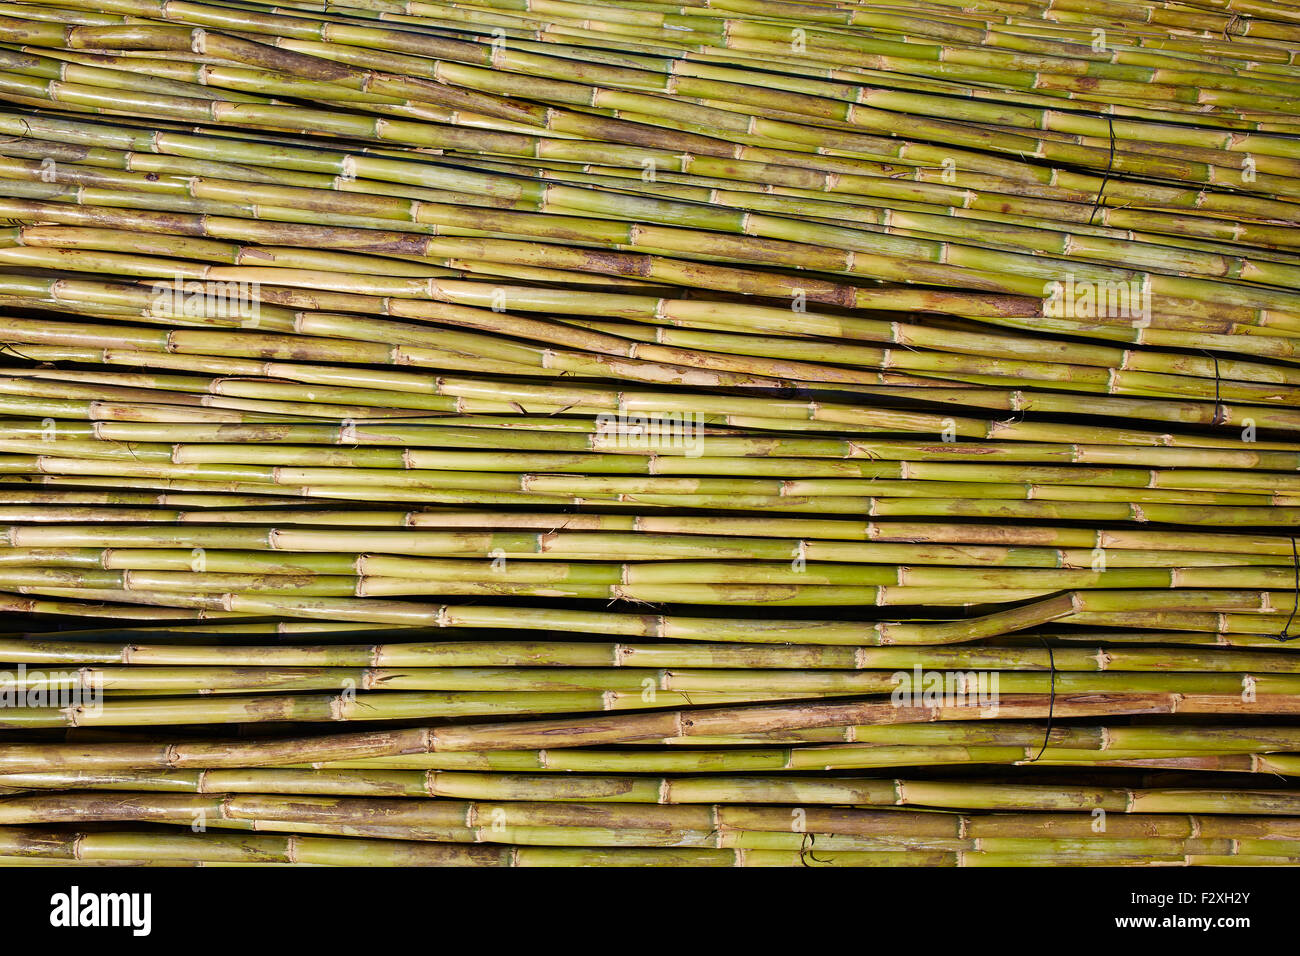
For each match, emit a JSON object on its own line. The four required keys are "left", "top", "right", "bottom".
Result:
{"left": 0, "top": 0, "right": 1295, "bottom": 866}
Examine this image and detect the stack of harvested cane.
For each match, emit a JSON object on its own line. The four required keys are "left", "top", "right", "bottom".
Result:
{"left": 0, "top": 0, "right": 1295, "bottom": 865}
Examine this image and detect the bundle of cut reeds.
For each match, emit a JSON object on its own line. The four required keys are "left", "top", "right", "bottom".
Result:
{"left": 0, "top": 0, "right": 1296, "bottom": 866}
